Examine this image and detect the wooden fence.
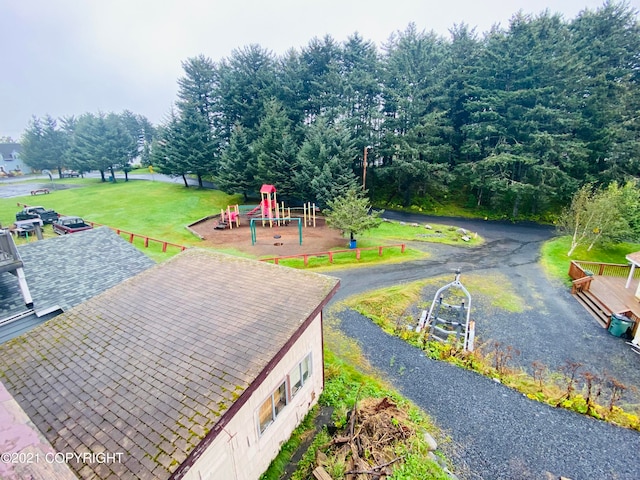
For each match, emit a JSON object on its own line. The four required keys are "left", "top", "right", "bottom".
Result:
{"left": 260, "top": 244, "right": 406, "bottom": 267}
{"left": 15, "top": 202, "right": 188, "bottom": 253}
{"left": 88, "top": 223, "right": 188, "bottom": 253}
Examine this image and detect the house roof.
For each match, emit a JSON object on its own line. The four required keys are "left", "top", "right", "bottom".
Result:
{"left": 0, "top": 249, "right": 339, "bottom": 480}
{"left": 0, "top": 227, "right": 155, "bottom": 343}
{"left": 626, "top": 251, "right": 640, "bottom": 266}
{"left": 0, "top": 143, "right": 21, "bottom": 159}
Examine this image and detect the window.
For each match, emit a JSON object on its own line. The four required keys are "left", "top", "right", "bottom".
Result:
{"left": 290, "top": 353, "right": 312, "bottom": 398}
{"left": 258, "top": 380, "right": 288, "bottom": 435}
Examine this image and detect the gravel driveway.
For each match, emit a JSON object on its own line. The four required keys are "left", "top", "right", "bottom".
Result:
{"left": 332, "top": 212, "right": 640, "bottom": 479}
{"left": 338, "top": 309, "right": 640, "bottom": 480}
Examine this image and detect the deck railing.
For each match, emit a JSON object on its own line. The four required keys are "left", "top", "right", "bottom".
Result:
{"left": 568, "top": 260, "right": 640, "bottom": 294}
{"left": 569, "top": 260, "right": 640, "bottom": 280}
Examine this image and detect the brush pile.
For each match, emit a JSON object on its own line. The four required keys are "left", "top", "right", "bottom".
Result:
{"left": 313, "top": 397, "right": 414, "bottom": 480}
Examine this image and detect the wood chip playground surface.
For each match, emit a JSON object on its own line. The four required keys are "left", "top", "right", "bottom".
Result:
{"left": 189, "top": 215, "right": 348, "bottom": 257}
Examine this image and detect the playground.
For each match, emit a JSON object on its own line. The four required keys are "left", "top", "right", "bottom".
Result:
{"left": 189, "top": 214, "right": 346, "bottom": 256}
{"left": 188, "top": 185, "right": 346, "bottom": 256}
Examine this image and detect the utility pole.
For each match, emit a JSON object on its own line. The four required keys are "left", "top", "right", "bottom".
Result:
{"left": 362, "top": 146, "right": 371, "bottom": 189}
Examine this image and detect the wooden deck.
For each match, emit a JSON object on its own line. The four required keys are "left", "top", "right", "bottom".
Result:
{"left": 569, "top": 260, "right": 640, "bottom": 336}
{"left": 588, "top": 276, "right": 640, "bottom": 318}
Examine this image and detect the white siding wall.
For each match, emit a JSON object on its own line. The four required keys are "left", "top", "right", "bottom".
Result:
{"left": 183, "top": 312, "right": 324, "bottom": 480}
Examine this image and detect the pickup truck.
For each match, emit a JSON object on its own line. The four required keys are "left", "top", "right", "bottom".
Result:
{"left": 15, "top": 206, "right": 59, "bottom": 224}
{"left": 52, "top": 216, "right": 93, "bottom": 235}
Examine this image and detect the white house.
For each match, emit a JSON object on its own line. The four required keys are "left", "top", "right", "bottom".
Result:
{"left": 0, "top": 249, "right": 339, "bottom": 479}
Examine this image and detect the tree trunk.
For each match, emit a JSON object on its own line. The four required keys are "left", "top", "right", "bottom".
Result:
{"left": 109, "top": 166, "right": 117, "bottom": 183}
{"left": 197, "top": 173, "right": 203, "bottom": 188}
{"left": 124, "top": 171, "right": 129, "bottom": 182}
{"left": 512, "top": 195, "right": 520, "bottom": 219}
{"left": 182, "top": 174, "right": 189, "bottom": 188}
{"left": 99, "top": 170, "right": 106, "bottom": 182}
{"left": 350, "top": 231, "right": 355, "bottom": 241}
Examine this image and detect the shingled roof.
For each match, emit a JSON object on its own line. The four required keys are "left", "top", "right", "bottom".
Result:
{"left": 0, "top": 227, "right": 155, "bottom": 343}
{"left": 0, "top": 249, "right": 339, "bottom": 480}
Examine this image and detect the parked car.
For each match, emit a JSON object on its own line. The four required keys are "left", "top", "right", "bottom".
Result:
{"left": 52, "top": 216, "right": 93, "bottom": 235}
{"left": 60, "top": 170, "right": 80, "bottom": 178}
{"left": 15, "top": 206, "right": 59, "bottom": 224}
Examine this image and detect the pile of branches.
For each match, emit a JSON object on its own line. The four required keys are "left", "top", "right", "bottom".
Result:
{"left": 315, "top": 397, "right": 414, "bottom": 480}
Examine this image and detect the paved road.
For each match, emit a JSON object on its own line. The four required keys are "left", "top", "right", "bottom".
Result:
{"left": 331, "top": 212, "right": 640, "bottom": 480}
{"left": 0, "top": 173, "right": 215, "bottom": 199}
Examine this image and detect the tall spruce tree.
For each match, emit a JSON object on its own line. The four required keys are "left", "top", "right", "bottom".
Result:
{"left": 20, "top": 115, "right": 69, "bottom": 176}
{"left": 253, "top": 99, "right": 300, "bottom": 200}
{"left": 216, "top": 124, "right": 255, "bottom": 199}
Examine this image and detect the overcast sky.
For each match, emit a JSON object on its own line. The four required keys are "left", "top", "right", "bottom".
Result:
{"left": 1, "top": 0, "right": 637, "bottom": 140}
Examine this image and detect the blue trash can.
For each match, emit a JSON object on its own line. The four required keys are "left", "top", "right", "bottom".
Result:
{"left": 349, "top": 239, "right": 357, "bottom": 249}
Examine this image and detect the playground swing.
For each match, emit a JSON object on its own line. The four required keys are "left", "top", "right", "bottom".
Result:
{"left": 416, "top": 269, "right": 475, "bottom": 352}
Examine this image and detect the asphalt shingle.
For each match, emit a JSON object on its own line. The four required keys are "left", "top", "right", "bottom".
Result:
{"left": 0, "top": 249, "right": 339, "bottom": 479}
{"left": 0, "top": 227, "right": 155, "bottom": 342}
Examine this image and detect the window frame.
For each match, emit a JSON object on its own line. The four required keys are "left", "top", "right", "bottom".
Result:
{"left": 289, "top": 353, "right": 313, "bottom": 399}
{"left": 257, "top": 378, "right": 289, "bottom": 436}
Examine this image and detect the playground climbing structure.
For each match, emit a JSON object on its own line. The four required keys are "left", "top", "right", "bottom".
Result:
{"left": 416, "top": 270, "right": 475, "bottom": 352}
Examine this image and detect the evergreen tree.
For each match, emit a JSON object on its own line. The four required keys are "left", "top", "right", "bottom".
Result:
{"left": 325, "top": 186, "right": 383, "bottom": 242}
{"left": 20, "top": 115, "right": 68, "bottom": 176}
{"left": 295, "top": 117, "right": 358, "bottom": 206}
{"left": 173, "top": 55, "right": 220, "bottom": 186}
{"left": 253, "top": 99, "right": 300, "bottom": 200}
{"left": 216, "top": 124, "right": 255, "bottom": 199}
{"left": 68, "top": 112, "right": 136, "bottom": 181}
{"left": 217, "top": 45, "right": 277, "bottom": 142}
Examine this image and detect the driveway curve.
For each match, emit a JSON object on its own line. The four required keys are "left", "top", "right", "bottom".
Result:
{"left": 332, "top": 211, "right": 640, "bottom": 479}
{"left": 338, "top": 309, "right": 640, "bottom": 480}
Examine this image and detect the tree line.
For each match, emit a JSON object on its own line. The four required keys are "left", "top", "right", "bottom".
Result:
{"left": 20, "top": 1, "right": 640, "bottom": 219}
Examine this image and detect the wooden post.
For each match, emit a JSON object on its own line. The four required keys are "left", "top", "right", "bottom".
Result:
{"left": 129, "top": 233, "right": 134, "bottom": 243}
{"left": 401, "top": 244, "right": 406, "bottom": 253}
{"left": 304, "top": 255, "right": 309, "bottom": 266}
{"left": 162, "top": 242, "right": 168, "bottom": 252}
{"left": 144, "top": 237, "right": 149, "bottom": 248}
{"left": 329, "top": 252, "right": 333, "bottom": 263}
{"left": 303, "top": 203, "right": 307, "bottom": 228}
{"left": 356, "top": 248, "right": 361, "bottom": 260}
{"left": 235, "top": 205, "right": 240, "bottom": 227}
{"left": 274, "top": 258, "right": 279, "bottom": 265}
{"left": 312, "top": 203, "right": 316, "bottom": 227}
{"left": 379, "top": 246, "right": 383, "bottom": 256}
{"left": 227, "top": 205, "right": 232, "bottom": 229}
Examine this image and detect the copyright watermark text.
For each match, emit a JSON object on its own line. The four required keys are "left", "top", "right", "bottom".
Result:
{"left": 1, "top": 451, "right": 124, "bottom": 464}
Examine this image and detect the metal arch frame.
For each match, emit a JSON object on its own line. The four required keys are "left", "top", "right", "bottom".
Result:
{"left": 418, "top": 269, "right": 474, "bottom": 351}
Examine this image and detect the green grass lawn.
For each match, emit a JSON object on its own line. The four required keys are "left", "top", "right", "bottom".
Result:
{"left": 540, "top": 236, "right": 640, "bottom": 282}
{"left": 267, "top": 244, "right": 426, "bottom": 271}
{"left": 2, "top": 179, "right": 241, "bottom": 262}
{"left": 360, "top": 219, "right": 483, "bottom": 247}
{"left": 1, "top": 179, "right": 241, "bottom": 244}
{"left": 2, "top": 179, "right": 482, "bottom": 267}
